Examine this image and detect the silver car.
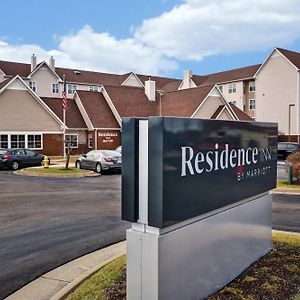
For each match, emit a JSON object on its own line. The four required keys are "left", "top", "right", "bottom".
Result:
{"left": 75, "top": 150, "right": 122, "bottom": 174}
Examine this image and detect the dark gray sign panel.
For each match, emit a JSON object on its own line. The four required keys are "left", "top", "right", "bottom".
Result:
{"left": 121, "top": 118, "right": 139, "bottom": 222}
{"left": 148, "top": 117, "right": 277, "bottom": 228}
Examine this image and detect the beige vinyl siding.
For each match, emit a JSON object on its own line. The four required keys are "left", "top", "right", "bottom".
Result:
{"left": 256, "top": 52, "right": 297, "bottom": 134}
{"left": 218, "top": 109, "right": 231, "bottom": 120}
{"left": 193, "top": 96, "right": 224, "bottom": 119}
{"left": 122, "top": 74, "right": 143, "bottom": 87}
{"left": 31, "top": 66, "right": 60, "bottom": 97}
{"left": 220, "top": 81, "right": 244, "bottom": 110}
{"left": 0, "top": 89, "right": 61, "bottom": 131}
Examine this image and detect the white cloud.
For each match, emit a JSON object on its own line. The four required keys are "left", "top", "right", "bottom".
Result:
{"left": 58, "top": 25, "right": 177, "bottom": 74}
{"left": 1, "top": 0, "right": 300, "bottom": 75}
{"left": 134, "top": 0, "right": 300, "bottom": 60}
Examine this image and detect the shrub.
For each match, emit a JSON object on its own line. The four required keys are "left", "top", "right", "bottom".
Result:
{"left": 285, "top": 152, "right": 300, "bottom": 182}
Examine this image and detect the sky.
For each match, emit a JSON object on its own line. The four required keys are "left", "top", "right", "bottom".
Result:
{"left": 1, "top": 0, "right": 300, "bottom": 79}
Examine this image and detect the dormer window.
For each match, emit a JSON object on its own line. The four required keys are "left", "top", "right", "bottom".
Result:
{"left": 74, "top": 70, "right": 81, "bottom": 75}
{"left": 67, "top": 84, "right": 77, "bottom": 94}
{"left": 29, "top": 81, "right": 37, "bottom": 92}
{"left": 52, "top": 83, "right": 59, "bottom": 94}
{"left": 89, "top": 86, "right": 99, "bottom": 92}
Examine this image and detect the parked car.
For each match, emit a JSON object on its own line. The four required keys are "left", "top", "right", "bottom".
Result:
{"left": 277, "top": 142, "right": 300, "bottom": 160}
{"left": 0, "top": 148, "right": 47, "bottom": 170}
{"left": 115, "top": 146, "right": 122, "bottom": 153}
{"left": 75, "top": 150, "right": 122, "bottom": 173}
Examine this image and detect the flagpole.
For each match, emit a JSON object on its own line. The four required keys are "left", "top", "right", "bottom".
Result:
{"left": 63, "top": 74, "right": 66, "bottom": 158}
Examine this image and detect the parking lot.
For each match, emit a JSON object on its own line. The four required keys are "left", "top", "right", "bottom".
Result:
{"left": 0, "top": 170, "right": 129, "bottom": 299}
{"left": 0, "top": 163, "right": 298, "bottom": 299}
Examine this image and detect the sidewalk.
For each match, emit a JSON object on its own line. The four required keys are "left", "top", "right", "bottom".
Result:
{"left": 6, "top": 242, "right": 126, "bottom": 300}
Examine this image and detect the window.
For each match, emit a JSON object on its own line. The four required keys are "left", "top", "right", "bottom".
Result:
{"left": 218, "top": 85, "right": 223, "bottom": 93}
{"left": 89, "top": 86, "right": 99, "bottom": 92}
{"left": 67, "top": 84, "right": 77, "bottom": 94}
{"left": 249, "top": 81, "right": 255, "bottom": 92}
{"left": 11, "top": 134, "right": 25, "bottom": 148}
{"left": 28, "top": 134, "right": 42, "bottom": 149}
{"left": 88, "top": 135, "right": 93, "bottom": 148}
{"left": 249, "top": 99, "right": 255, "bottom": 110}
{"left": 0, "top": 135, "right": 8, "bottom": 148}
{"left": 52, "top": 83, "right": 59, "bottom": 94}
{"left": 65, "top": 134, "right": 78, "bottom": 148}
{"left": 228, "top": 83, "right": 236, "bottom": 93}
{"left": 29, "top": 81, "right": 37, "bottom": 92}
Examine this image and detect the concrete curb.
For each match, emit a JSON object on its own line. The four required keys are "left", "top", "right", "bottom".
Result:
{"left": 6, "top": 241, "right": 126, "bottom": 300}
{"left": 272, "top": 189, "right": 300, "bottom": 195}
{"left": 13, "top": 167, "right": 100, "bottom": 178}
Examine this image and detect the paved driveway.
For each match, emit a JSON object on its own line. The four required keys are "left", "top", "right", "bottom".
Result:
{"left": 0, "top": 170, "right": 129, "bottom": 299}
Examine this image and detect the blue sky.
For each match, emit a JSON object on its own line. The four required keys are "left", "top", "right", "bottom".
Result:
{"left": 1, "top": 0, "right": 300, "bottom": 78}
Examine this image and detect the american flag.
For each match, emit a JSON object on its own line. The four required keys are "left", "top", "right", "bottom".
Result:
{"left": 62, "top": 79, "right": 67, "bottom": 111}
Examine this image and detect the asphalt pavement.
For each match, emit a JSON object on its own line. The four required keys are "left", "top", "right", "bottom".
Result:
{"left": 0, "top": 163, "right": 299, "bottom": 299}
{"left": 0, "top": 170, "right": 129, "bottom": 299}
{"left": 272, "top": 193, "right": 300, "bottom": 232}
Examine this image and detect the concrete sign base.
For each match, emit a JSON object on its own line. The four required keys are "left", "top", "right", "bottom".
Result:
{"left": 127, "top": 193, "right": 272, "bottom": 300}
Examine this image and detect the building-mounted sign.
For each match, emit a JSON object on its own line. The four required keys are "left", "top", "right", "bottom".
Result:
{"left": 122, "top": 117, "right": 277, "bottom": 228}
{"left": 97, "top": 130, "right": 120, "bottom": 150}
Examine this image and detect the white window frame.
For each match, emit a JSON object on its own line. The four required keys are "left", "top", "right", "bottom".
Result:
{"left": 65, "top": 134, "right": 78, "bottom": 148}
{"left": 218, "top": 85, "right": 223, "bottom": 93}
{"left": 88, "top": 134, "right": 93, "bottom": 148}
{"left": 249, "top": 99, "right": 256, "bottom": 110}
{"left": 0, "top": 134, "right": 9, "bottom": 149}
{"left": 249, "top": 81, "right": 255, "bottom": 93}
{"left": 228, "top": 83, "right": 236, "bottom": 94}
{"left": 29, "top": 81, "right": 37, "bottom": 92}
{"left": 52, "top": 83, "right": 59, "bottom": 94}
{"left": 0, "top": 133, "right": 43, "bottom": 149}
{"left": 67, "top": 84, "right": 77, "bottom": 94}
{"left": 89, "top": 86, "right": 99, "bottom": 92}
{"left": 27, "top": 134, "right": 42, "bottom": 149}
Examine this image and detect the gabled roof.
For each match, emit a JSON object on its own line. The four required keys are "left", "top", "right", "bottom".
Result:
{"left": 0, "top": 78, "right": 13, "bottom": 90}
{"left": 211, "top": 104, "right": 252, "bottom": 121}
{"left": 0, "top": 75, "right": 64, "bottom": 127}
{"left": 276, "top": 47, "right": 300, "bottom": 69}
{"left": 136, "top": 74, "right": 181, "bottom": 90}
{"left": 41, "top": 97, "right": 87, "bottom": 129}
{"left": 0, "top": 60, "right": 31, "bottom": 77}
{"left": 229, "top": 103, "right": 252, "bottom": 121}
{"left": 160, "top": 80, "right": 181, "bottom": 93}
{"left": 29, "top": 61, "right": 62, "bottom": 80}
{"left": 76, "top": 90, "right": 120, "bottom": 128}
{"left": 193, "top": 64, "right": 261, "bottom": 87}
{"left": 104, "top": 85, "right": 158, "bottom": 117}
{"left": 161, "top": 85, "right": 213, "bottom": 117}
{"left": 55, "top": 67, "right": 122, "bottom": 86}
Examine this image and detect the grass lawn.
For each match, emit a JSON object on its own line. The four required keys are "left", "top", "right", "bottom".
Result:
{"left": 66, "top": 231, "right": 300, "bottom": 300}
{"left": 25, "top": 167, "right": 91, "bottom": 175}
{"left": 277, "top": 180, "right": 300, "bottom": 190}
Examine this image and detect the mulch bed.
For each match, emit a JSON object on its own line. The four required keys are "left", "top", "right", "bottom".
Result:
{"left": 104, "top": 241, "right": 299, "bottom": 300}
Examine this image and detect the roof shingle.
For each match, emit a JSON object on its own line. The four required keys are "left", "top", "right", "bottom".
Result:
{"left": 76, "top": 91, "right": 120, "bottom": 128}
{"left": 42, "top": 97, "right": 87, "bottom": 128}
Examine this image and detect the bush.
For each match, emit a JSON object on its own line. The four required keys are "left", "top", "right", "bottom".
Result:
{"left": 286, "top": 152, "right": 300, "bottom": 182}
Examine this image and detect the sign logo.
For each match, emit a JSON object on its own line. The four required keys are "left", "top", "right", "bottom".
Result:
{"left": 181, "top": 143, "right": 272, "bottom": 181}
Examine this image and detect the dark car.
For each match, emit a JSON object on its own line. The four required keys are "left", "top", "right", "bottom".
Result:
{"left": 75, "top": 150, "right": 121, "bottom": 174}
{"left": 0, "top": 148, "right": 47, "bottom": 170}
{"left": 277, "top": 142, "right": 300, "bottom": 160}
